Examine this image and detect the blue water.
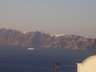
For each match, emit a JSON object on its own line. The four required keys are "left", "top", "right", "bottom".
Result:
{"left": 0, "top": 46, "right": 95, "bottom": 72}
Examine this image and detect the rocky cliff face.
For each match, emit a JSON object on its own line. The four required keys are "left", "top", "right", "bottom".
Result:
{"left": 0, "top": 28, "right": 96, "bottom": 51}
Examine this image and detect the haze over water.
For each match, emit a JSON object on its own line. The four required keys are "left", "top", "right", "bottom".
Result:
{"left": 0, "top": 1, "right": 96, "bottom": 72}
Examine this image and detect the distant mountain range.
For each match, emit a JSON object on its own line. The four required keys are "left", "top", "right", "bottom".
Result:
{"left": 0, "top": 28, "right": 96, "bottom": 51}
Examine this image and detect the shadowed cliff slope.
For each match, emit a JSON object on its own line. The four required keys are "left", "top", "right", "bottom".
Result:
{"left": 0, "top": 28, "right": 96, "bottom": 51}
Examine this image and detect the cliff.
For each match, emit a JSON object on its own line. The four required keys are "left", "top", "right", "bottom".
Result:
{"left": 0, "top": 28, "right": 96, "bottom": 51}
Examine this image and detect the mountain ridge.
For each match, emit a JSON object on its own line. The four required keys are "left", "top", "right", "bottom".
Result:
{"left": 0, "top": 28, "right": 96, "bottom": 51}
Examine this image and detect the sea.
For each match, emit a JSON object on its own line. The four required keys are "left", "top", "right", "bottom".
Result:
{"left": 0, "top": 46, "right": 95, "bottom": 72}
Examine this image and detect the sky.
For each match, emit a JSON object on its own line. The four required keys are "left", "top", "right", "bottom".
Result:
{"left": 0, "top": 0, "right": 96, "bottom": 36}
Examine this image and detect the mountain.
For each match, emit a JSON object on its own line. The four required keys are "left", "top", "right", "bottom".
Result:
{"left": 0, "top": 28, "right": 96, "bottom": 51}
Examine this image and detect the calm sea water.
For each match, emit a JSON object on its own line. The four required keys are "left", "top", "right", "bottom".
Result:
{"left": 0, "top": 46, "right": 95, "bottom": 72}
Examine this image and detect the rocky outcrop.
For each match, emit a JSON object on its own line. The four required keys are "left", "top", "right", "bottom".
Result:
{"left": 0, "top": 28, "right": 96, "bottom": 51}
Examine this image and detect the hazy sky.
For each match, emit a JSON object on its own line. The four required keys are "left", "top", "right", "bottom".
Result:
{"left": 0, "top": 0, "right": 96, "bottom": 36}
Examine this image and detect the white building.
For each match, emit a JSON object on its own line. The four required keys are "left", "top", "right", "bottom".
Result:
{"left": 77, "top": 55, "right": 96, "bottom": 72}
